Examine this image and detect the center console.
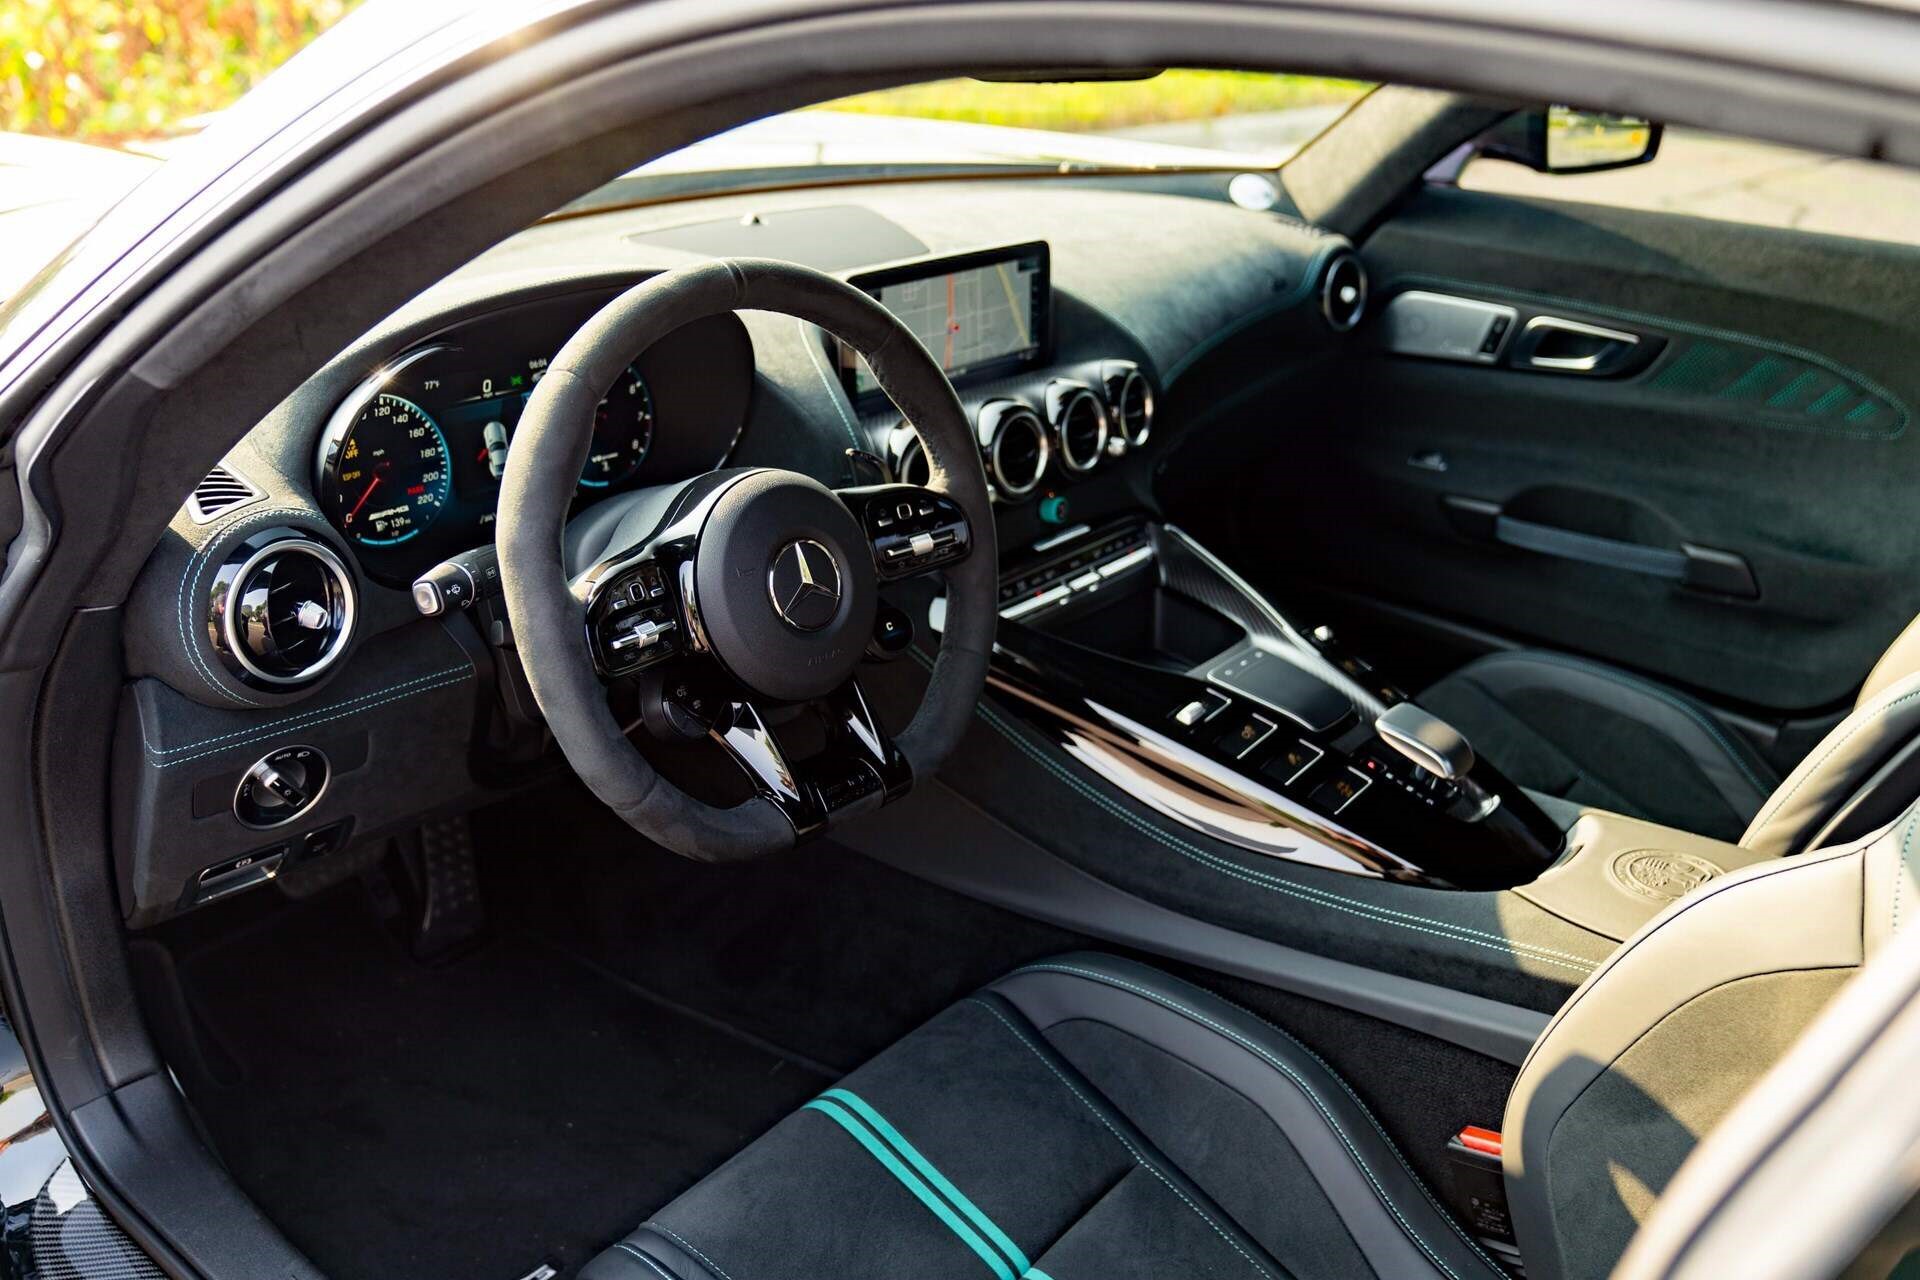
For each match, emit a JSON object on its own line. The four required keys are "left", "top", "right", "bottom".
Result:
{"left": 984, "top": 519, "right": 1565, "bottom": 891}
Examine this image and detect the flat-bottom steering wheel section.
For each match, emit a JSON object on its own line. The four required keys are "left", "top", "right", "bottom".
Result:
{"left": 574, "top": 471, "right": 970, "bottom": 840}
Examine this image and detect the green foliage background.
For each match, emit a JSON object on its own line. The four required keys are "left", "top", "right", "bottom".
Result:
{"left": 819, "top": 73, "right": 1369, "bottom": 134}
{"left": 0, "top": 1, "right": 1366, "bottom": 147}
{"left": 1, "top": 0, "right": 364, "bottom": 143}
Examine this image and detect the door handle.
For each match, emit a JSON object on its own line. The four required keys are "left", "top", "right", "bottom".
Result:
{"left": 1517, "top": 315, "right": 1642, "bottom": 375}
{"left": 1442, "top": 496, "right": 1759, "bottom": 598}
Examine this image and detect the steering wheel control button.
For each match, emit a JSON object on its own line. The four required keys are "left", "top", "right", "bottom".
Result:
{"left": 866, "top": 603, "right": 915, "bottom": 661}
{"left": 814, "top": 760, "right": 885, "bottom": 816}
{"left": 233, "top": 746, "right": 330, "bottom": 829}
{"left": 768, "top": 539, "right": 843, "bottom": 633}
{"left": 852, "top": 486, "right": 971, "bottom": 582}
{"left": 588, "top": 560, "right": 686, "bottom": 677}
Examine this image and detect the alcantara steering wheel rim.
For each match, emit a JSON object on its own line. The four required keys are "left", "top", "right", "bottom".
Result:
{"left": 496, "top": 258, "right": 997, "bottom": 861}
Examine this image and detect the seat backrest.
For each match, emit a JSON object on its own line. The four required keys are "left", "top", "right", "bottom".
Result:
{"left": 1741, "top": 668, "right": 1920, "bottom": 856}
{"left": 1502, "top": 799, "right": 1920, "bottom": 1280}
{"left": 1859, "top": 611, "right": 1920, "bottom": 709}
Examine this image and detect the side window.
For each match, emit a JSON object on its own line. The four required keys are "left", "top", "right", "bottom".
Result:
{"left": 1457, "top": 129, "right": 1920, "bottom": 248}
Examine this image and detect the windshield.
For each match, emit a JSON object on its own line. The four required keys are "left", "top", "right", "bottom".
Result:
{"left": 557, "top": 72, "right": 1374, "bottom": 215}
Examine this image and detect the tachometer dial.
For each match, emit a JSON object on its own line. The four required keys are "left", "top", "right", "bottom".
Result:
{"left": 580, "top": 365, "right": 654, "bottom": 489}
{"left": 327, "top": 394, "right": 451, "bottom": 546}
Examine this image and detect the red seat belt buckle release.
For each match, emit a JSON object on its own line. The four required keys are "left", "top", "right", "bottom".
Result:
{"left": 1457, "top": 1125, "right": 1503, "bottom": 1157}
{"left": 1446, "top": 1125, "right": 1517, "bottom": 1252}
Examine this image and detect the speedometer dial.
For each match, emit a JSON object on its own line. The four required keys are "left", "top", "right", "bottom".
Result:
{"left": 327, "top": 394, "right": 451, "bottom": 546}
{"left": 580, "top": 365, "right": 654, "bottom": 489}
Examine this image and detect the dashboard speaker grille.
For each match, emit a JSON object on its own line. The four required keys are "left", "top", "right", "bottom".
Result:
{"left": 187, "top": 465, "right": 264, "bottom": 523}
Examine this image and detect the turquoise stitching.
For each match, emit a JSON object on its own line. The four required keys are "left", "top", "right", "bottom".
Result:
{"left": 173, "top": 506, "right": 323, "bottom": 707}
{"left": 1481, "top": 651, "right": 1772, "bottom": 797}
{"left": 821, "top": 1088, "right": 1033, "bottom": 1275}
{"left": 1383, "top": 273, "right": 1910, "bottom": 441}
{"left": 645, "top": 1226, "right": 735, "bottom": 1280}
{"left": 143, "top": 669, "right": 474, "bottom": 767}
{"left": 613, "top": 1243, "right": 677, "bottom": 1280}
{"left": 143, "top": 664, "right": 473, "bottom": 759}
{"left": 797, "top": 317, "right": 866, "bottom": 461}
{"left": 1748, "top": 681, "right": 1920, "bottom": 836}
{"left": 969, "top": 998, "right": 1275, "bottom": 1280}
{"left": 805, "top": 1097, "right": 1017, "bottom": 1280}
{"left": 1897, "top": 812, "right": 1919, "bottom": 933}
{"left": 927, "top": 653, "right": 1594, "bottom": 974}
{"left": 1011, "top": 964, "right": 1503, "bottom": 1277}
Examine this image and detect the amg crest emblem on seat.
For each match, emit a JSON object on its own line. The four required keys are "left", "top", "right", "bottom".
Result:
{"left": 1610, "top": 849, "right": 1724, "bottom": 904}
{"left": 768, "top": 538, "right": 842, "bottom": 632}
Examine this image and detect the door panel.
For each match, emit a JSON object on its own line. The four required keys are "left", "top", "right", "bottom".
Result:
{"left": 1206, "top": 185, "right": 1920, "bottom": 712}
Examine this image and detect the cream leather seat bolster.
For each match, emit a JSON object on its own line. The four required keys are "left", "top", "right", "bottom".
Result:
{"left": 1741, "top": 668, "right": 1920, "bottom": 856}
{"left": 1502, "top": 828, "right": 1887, "bottom": 1280}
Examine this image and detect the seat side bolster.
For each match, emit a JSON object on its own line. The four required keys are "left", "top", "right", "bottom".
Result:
{"left": 992, "top": 955, "right": 1507, "bottom": 1280}
{"left": 1502, "top": 841, "right": 1870, "bottom": 1280}
{"left": 580, "top": 1232, "right": 720, "bottom": 1280}
{"left": 1857, "top": 613, "right": 1920, "bottom": 709}
{"left": 1743, "top": 669, "right": 1920, "bottom": 856}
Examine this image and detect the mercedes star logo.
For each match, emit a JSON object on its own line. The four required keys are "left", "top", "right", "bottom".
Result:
{"left": 767, "top": 538, "right": 843, "bottom": 632}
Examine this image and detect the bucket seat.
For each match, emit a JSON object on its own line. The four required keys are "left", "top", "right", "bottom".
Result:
{"left": 580, "top": 800, "right": 1918, "bottom": 1280}
{"left": 1420, "top": 616, "right": 1920, "bottom": 848}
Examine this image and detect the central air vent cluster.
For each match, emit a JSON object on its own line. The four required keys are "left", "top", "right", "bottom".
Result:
{"left": 207, "top": 529, "right": 357, "bottom": 690}
{"left": 956, "top": 359, "right": 1155, "bottom": 504}
{"left": 187, "top": 464, "right": 264, "bottom": 523}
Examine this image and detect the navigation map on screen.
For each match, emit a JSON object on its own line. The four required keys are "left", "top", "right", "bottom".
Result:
{"left": 845, "top": 250, "right": 1045, "bottom": 396}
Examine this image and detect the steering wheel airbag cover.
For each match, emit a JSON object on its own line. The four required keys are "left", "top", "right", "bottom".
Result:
{"left": 498, "top": 258, "right": 995, "bottom": 861}
{"left": 694, "top": 469, "right": 877, "bottom": 702}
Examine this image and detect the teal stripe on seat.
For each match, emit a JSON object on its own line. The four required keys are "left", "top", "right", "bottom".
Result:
{"left": 820, "top": 1088, "right": 1035, "bottom": 1275}
{"left": 804, "top": 1098, "right": 1018, "bottom": 1280}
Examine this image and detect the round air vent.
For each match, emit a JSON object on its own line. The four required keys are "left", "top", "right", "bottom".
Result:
{"left": 208, "top": 530, "right": 357, "bottom": 688}
{"left": 886, "top": 424, "right": 930, "bottom": 487}
{"left": 1045, "top": 381, "right": 1109, "bottom": 476}
{"left": 1320, "top": 251, "right": 1369, "bottom": 333}
{"left": 976, "top": 401, "right": 1050, "bottom": 501}
{"left": 1101, "top": 362, "right": 1154, "bottom": 451}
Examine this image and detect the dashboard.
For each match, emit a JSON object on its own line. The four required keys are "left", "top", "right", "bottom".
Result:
{"left": 114, "top": 182, "right": 1361, "bottom": 927}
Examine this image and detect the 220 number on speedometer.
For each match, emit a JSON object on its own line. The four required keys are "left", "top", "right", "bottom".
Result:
{"left": 327, "top": 395, "right": 452, "bottom": 546}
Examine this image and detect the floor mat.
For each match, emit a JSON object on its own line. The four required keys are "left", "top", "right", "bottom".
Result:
{"left": 475, "top": 783, "right": 1091, "bottom": 1072}
{"left": 165, "top": 886, "right": 828, "bottom": 1280}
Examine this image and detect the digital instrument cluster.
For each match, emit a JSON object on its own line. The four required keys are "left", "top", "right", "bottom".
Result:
{"left": 313, "top": 287, "right": 753, "bottom": 585}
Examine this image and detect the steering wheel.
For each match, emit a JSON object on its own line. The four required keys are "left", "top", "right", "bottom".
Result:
{"left": 497, "top": 259, "right": 997, "bottom": 861}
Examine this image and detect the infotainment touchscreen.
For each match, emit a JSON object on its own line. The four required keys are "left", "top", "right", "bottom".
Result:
{"left": 839, "top": 242, "right": 1049, "bottom": 404}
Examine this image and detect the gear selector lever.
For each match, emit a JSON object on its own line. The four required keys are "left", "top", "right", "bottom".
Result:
{"left": 1375, "top": 703, "right": 1501, "bottom": 822}
{"left": 1375, "top": 702, "right": 1475, "bottom": 781}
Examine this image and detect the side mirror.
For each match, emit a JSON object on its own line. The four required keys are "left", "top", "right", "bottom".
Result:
{"left": 1475, "top": 105, "right": 1662, "bottom": 174}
